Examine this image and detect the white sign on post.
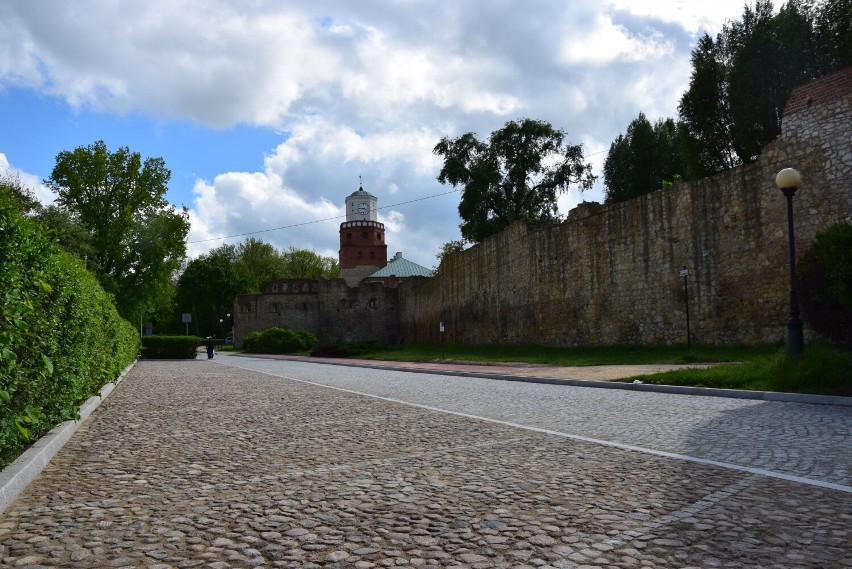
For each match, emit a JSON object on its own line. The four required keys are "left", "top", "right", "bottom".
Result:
{"left": 679, "top": 269, "right": 688, "bottom": 278}
{"left": 439, "top": 322, "right": 445, "bottom": 332}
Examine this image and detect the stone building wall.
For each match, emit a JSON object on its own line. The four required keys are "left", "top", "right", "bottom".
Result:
{"left": 317, "top": 279, "right": 400, "bottom": 344}
{"left": 233, "top": 278, "right": 400, "bottom": 346}
{"left": 233, "top": 279, "right": 321, "bottom": 346}
{"left": 398, "top": 70, "right": 852, "bottom": 346}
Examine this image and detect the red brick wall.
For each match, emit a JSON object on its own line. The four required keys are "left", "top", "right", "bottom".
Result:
{"left": 339, "top": 221, "right": 388, "bottom": 270}
{"left": 784, "top": 66, "right": 852, "bottom": 116}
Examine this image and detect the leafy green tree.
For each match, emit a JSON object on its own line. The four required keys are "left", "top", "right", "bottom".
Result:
{"left": 434, "top": 118, "right": 596, "bottom": 242}
{"left": 45, "top": 140, "right": 189, "bottom": 323}
{"left": 235, "top": 237, "right": 286, "bottom": 293}
{"left": 725, "top": 0, "right": 813, "bottom": 162}
{"left": 677, "top": 0, "right": 827, "bottom": 171}
{"left": 0, "top": 169, "right": 40, "bottom": 215}
{"left": 176, "top": 244, "right": 252, "bottom": 337}
{"left": 279, "top": 246, "right": 340, "bottom": 280}
{"left": 434, "top": 239, "right": 468, "bottom": 271}
{"left": 677, "top": 33, "right": 739, "bottom": 177}
{"left": 33, "top": 206, "right": 95, "bottom": 265}
{"left": 175, "top": 239, "right": 338, "bottom": 336}
{"left": 812, "top": 0, "right": 852, "bottom": 74}
{"left": 603, "top": 114, "right": 688, "bottom": 203}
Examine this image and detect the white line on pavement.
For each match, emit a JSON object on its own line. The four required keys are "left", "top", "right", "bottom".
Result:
{"left": 217, "top": 360, "right": 852, "bottom": 495}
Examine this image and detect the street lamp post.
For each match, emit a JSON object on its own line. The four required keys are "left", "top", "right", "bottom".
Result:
{"left": 775, "top": 168, "right": 805, "bottom": 355}
{"left": 679, "top": 266, "right": 691, "bottom": 350}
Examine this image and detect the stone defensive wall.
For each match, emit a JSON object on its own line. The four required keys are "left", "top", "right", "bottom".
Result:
{"left": 398, "top": 68, "right": 851, "bottom": 347}
{"left": 234, "top": 278, "right": 400, "bottom": 346}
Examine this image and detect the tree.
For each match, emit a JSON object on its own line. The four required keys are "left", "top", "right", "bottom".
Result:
{"left": 174, "top": 239, "right": 339, "bottom": 335}
{"left": 235, "top": 238, "right": 286, "bottom": 293}
{"left": 45, "top": 140, "right": 189, "bottom": 322}
{"left": 725, "top": 0, "right": 813, "bottom": 162}
{"left": 176, "top": 244, "right": 252, "bottom": 337}
{"left": 434, "top": 239, "right": 468, "bottom": 272}
{"left": 279, "top": 246, "right": 340, "bottom": 280}
{"left": 0, "top": 169, "right": 40, "bottom": 215}
{"left": 603, "top": 114, "right": 688, "bottom": 203}
{"left": 677, "top": 33, "right": 739, "bottom": 177}
{"left": 33, "top": 205, "right": 95, "bottom": 264}
{"left": 434, "top": 118, "right": 596, "bottom": 242}
{"left": 812, "top": 0, "right": 852, "bottom": 74}
{"left": 678, "top": 1, "right": 819, "bottom": 170}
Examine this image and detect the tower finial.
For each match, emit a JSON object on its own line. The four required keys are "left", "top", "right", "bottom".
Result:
{"left": 359, "top": 174, "right": 363, "bottom": 189}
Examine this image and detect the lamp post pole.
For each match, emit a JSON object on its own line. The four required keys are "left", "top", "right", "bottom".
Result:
{"left": 680, "top": 267, "right": 691, "bottom": 350}
{"left": 775, "top": 168, "right": 805, "bottom": 355}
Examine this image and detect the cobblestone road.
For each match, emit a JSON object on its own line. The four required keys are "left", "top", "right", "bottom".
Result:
{"left": 1, "top": 358, "right": 850, "bottom": 568}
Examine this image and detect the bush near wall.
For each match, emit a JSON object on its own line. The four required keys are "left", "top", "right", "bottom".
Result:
{"left": 243, "top": 327, "right": 319, "bottom": 354}
{"left": 798, "top": 221, "right": 852, "bottom": 349}
{"left": 0, "top": 194, "right": 139, "bottom": 468}
{"left": 141, "top": 335, "right": 204, "bottom": 359}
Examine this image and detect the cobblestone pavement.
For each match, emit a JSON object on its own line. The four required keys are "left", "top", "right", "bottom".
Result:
{"left": 222, "top": 356, "right": 852, "bottom": 488}
{"left": 1, "top": 359, "right": 850, "bottom": 568}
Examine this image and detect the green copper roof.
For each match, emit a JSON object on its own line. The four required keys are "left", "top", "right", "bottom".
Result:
{"left": 368, "top": 254, "right": 433, "bottom": 278}
{"left": 348, "top": 185, "right": 375, "bottom": 198}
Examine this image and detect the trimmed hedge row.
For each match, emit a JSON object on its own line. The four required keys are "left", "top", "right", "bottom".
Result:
{"left": 0, "top": 194, "right": 139, "bottom": 468}
{"left": 243, "top": 327, "right": 319, "bottom": 354}
{"left": 141, "top": 335, "right": 204, "bottom": 359}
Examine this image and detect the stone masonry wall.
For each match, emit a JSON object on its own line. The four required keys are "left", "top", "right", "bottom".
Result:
{"left": 317, "top": 279, "right": 400, "bottom": 344}
{"left": 233, "top": 280, "right": 321, "bottom": 347}
{"left": 233, "top": 278, "right": 400, "bottom": 346}
{"left": 398, "top": 73, "right": 851, "bottom": 347}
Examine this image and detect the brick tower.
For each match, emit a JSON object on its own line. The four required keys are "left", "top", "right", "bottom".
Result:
{"left": 339, "top": 184, "right": 387, "bottom": 286}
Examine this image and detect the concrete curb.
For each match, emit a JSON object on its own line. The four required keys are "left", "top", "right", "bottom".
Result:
{"left": 233, "top": 353, "right": 852, "bottom": 407}
{"left": 0, "top": 360, "right": 137, "bottom": 515}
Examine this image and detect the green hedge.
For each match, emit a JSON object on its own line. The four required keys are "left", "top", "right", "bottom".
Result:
{"left": 243, "top": 327, "right": 319, "bottom": 354}
{"left": 141, "top": 335, "right": 203, "bottom": 359}
{"left": 1, "top": 193, "right": 139, "bottom": 468}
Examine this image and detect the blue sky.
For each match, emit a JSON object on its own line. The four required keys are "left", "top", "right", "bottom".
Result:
{"left": 0, "top": 0, "right": 747, "bottom": 268}
{"left": 1, "top": 86, "right": 282, "bottom": 200}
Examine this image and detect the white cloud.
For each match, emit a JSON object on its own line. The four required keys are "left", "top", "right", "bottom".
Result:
{"left": 559, "top": 13, "right": 674, "bottom": 66}
{"left": 0, "top": 153, "right": 56, "bottom": 204}
{"left": 606, "top": 0, "right": 747, "bottom": 35}
{"left": 0, "top": 1, "right": 759, "bottom": 267}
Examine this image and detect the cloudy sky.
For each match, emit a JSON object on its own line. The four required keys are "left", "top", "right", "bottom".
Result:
{"left": 0, "top": 0, "right": 749, "bottom": 269}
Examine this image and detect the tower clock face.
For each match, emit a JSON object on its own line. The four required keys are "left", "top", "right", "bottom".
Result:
{"left": 357, "top": 202, "right": 369, "bottom": 215}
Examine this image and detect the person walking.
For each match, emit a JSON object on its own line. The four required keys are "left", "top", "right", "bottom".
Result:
{"left": 205, "top": 336, "right": 214, "bottom": 359}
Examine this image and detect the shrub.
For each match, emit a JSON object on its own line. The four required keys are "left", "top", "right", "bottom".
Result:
{"left": 141, "top": 335, "right": 204, "bottom": 359}
{"left": 242, "top": 327, "right": 318, "bottom": 354}
{"left": 1, "top": 194, "right": 139, "bottom": 467}
{"left": 798, "top": 222, "right": 852, "bottom": 349}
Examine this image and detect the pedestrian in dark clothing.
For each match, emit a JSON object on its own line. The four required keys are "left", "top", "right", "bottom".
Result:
{"left": 205, "top": 336, "right": 214, "bottom": 359}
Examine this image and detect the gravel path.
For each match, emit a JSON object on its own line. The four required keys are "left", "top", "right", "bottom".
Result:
{"left": 1, "top": 358, "right": 849, "bottom": 568}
